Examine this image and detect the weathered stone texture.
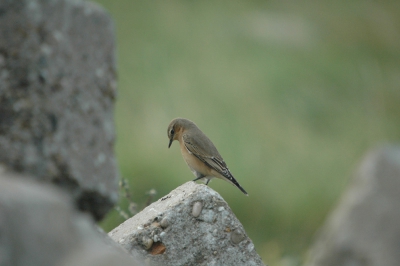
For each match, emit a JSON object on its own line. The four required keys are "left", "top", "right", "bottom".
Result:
{"left": 109, "top": 182, "right": 265, "bottom": 266}
{"left": 308, "top": 145, "right": 400, "bottom": 266}
{"left": 0, "top": 170, "right": 143, "bottom": 266}
{"left": 0, "top": 0, "right": 118, "bottom": 220}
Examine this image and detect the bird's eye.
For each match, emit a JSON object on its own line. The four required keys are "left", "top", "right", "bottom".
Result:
{"left": 170, "top": 129, "right": 175, "bottom": 135}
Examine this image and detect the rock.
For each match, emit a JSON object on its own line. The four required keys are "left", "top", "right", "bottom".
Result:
{"left": 0, "top": 0, "right": 118, "bottom": 220}
{"left": 307, "top": 145, "right": 400, "bottom": 266}
{"left": 0, "top": 170, "right": 143, "bottom": 266}
{"left": 109, "top": 181, "right": 266, "bottom": 266}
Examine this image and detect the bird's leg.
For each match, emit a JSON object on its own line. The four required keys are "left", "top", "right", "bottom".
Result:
{"left": 192, "top": 176, "right": 202, "bottom": 182}
{"left": 192, "top": 172, "right": 205, "bottom": 183}
{"left": 205, "top": 179, "right": 210, "bottom": 185}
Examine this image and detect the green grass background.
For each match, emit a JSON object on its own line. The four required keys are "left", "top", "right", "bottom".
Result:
{"left": 94, "top": 0, "right": 400, "bottom": 265}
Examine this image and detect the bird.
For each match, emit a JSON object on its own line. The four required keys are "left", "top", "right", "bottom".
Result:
{"left": 167, "top": 118, "right": 248, "bottom": 195}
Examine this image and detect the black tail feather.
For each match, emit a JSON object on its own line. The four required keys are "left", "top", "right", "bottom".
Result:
{"left": 225, "top": 174, "right": 248, "bottom": 196}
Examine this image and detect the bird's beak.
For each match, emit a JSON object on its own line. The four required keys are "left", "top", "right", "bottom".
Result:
{"left": 168, "top": 138, "right": 173, "bottom": 148}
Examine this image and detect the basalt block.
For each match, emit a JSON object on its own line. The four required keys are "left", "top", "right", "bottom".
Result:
{"left": 308, "top": 145, "right": 400, "bottom": 266}
{"left": 0, "top": 0, "right": 118, "bottom": 220}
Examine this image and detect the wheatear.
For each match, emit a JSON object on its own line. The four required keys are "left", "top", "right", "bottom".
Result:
{"left": 167, "top": 118, "right": 248, "bottom": 195}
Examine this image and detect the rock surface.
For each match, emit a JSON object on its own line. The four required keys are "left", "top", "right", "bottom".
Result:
{"left": 0, "top": 0, "right": 118, "bottom": 220}
{"left": 307, "top": 145, "right": 400, "bottom": 266}
{"left": 109, "top": 181, "right": 265, "bottom": 266}
{"left": 0, "top": 170, "right": 143, "bottom": 266}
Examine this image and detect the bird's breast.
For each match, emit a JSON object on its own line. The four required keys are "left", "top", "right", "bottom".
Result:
{"left": 179, "top": 140, "right": 211, "bottom": 177}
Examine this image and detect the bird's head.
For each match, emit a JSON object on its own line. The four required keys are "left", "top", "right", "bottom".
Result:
{"left": 167, "top": 118, "right": 195, "bottom": 148}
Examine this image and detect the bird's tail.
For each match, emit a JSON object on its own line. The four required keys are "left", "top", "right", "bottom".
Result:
{"left": 224, "top": 173, "right": 248, "bottom": 196}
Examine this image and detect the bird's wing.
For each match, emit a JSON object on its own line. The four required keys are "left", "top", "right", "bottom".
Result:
{"left": 182, "top": 134, "right": 230, "bottom": 178}
{"left": 183, "top": 133, "right": 249, "bottom": 196}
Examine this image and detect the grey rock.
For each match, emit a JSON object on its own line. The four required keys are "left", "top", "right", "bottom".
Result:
{"left": 109, "top": 181, "right": 266, "bottom": 266}
{"left": 0, "top": 170, "right": 143, "bottom": 266}
{"left": 307, "top": 145, "right": 400, "bottom": 266}
{"left": 0, "top": 0, "right": 118, "bottom": 220}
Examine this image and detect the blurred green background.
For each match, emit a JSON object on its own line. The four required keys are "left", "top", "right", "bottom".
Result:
{"left": 94, "top": 0, "right": 400, "bottom": 265}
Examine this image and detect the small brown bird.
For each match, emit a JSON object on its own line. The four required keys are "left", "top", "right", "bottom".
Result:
{"left": 167, "top": 118, "right": 248, "bottom": 195}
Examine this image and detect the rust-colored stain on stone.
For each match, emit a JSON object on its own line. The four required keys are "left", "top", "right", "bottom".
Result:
{"left": 150, "top": 242, "right": 166, "bottom": 255}
{"left": 152, "top": 222, "right": 160, "bottom": 228}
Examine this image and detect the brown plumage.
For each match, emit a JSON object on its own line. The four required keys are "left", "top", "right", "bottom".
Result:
{"left": 167, "top": 118, "right": 248, "bottom": 195}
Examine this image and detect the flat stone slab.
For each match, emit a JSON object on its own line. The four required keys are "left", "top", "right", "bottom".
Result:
{"left": 109, "top": 181, "right": 265, "bottom": 266}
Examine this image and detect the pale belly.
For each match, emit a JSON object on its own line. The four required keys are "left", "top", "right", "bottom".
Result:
{"left": 179, "top": 141, "right": 212, "bottom": 179}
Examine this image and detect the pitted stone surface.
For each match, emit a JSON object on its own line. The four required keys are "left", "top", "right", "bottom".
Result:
{"left": 109, "top": 182, "right": 265, "bottom": 266}
{"left": 0, "top": 0, "right": 118, "bottom": 220}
